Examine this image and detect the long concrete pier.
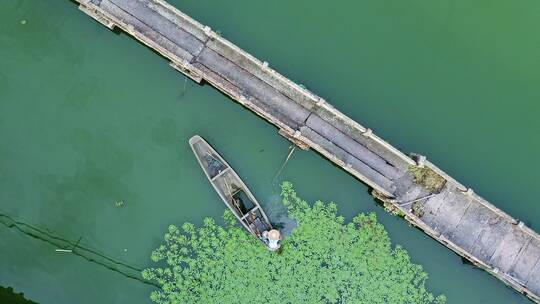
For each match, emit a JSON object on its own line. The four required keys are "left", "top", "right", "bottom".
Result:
{"left": 74, "top": 0, "right": 540, "bottom": 301}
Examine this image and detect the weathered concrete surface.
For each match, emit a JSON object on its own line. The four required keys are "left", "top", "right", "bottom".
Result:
{"left": 74, "top": 0, "right": 540, "bottom": 302}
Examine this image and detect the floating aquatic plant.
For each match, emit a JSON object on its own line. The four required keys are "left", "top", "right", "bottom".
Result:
{"left": 143, "top": 182, "right": 445, "bottom": 304}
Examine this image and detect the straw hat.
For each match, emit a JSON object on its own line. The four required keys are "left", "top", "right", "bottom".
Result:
{"left": 268, "top": 229, "right": 281, "bottom": 240}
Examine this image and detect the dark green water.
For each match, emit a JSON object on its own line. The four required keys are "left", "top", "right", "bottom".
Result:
{"left": 1, "top": 0, "right": 539, "bottom": 303}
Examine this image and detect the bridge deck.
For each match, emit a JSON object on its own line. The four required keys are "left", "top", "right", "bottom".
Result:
{"left": 75, "top": 0, "right": 540, "bottom": 301}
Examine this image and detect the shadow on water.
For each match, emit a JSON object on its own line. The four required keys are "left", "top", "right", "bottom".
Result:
{"left": 0, "top": 212, "right": 158, "bottom": 288}
{"left": 0, "top": 286, "right": 37, "bottom": 304}
{"left": 265, "top": 192, "right": 297, "bottom": 236}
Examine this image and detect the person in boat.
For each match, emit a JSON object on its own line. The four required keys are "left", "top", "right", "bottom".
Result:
{"left": 262, "top": 229, "right": 282, "bottom": 251}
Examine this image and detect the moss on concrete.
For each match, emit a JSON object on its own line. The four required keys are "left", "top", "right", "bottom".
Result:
{"left": 409, "top": 165, "right": 446, "bottom": 193}
{"left": 411, "top": 201, "right": 426, "bottom": 217}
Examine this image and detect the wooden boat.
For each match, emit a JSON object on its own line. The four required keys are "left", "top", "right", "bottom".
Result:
{"left": 189, "top": 135, "right": 274, "bottom": 242}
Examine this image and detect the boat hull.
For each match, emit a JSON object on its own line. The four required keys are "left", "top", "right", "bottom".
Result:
{"left": 189, "top": 135, "right": 273, "bottom": 239}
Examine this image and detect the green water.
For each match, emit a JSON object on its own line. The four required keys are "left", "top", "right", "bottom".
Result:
{"left": 1, "top": 0, "right": 539, "bottom": 303}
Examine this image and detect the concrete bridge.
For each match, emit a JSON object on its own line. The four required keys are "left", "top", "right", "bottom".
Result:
{"left": 73, "top": 0, "right": 540, "bottom": 301}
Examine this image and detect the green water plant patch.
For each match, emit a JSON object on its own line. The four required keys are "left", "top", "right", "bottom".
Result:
{"left": 143, "top": 182, "right": 445, "bottom": 304}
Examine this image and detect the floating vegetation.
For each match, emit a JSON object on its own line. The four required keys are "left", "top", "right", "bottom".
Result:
{"left": 143, "top": 182, "right": 446, "bottom": 304}
{"left": 0, "top": 286, "right": 36, "bottom": 304}
{"left": 409, "top": 165, "right": 446, "bottom": 193}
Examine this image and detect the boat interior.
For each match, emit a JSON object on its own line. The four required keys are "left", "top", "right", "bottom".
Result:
{"left": 190, "top": 136, "right": 273, "bottom": 238}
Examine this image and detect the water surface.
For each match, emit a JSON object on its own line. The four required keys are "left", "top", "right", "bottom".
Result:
{"left": 1, "top": 0, "right": 539, "bottom": 303}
